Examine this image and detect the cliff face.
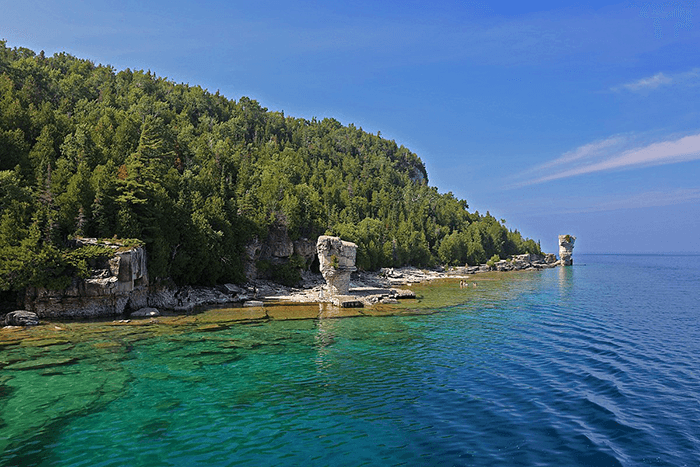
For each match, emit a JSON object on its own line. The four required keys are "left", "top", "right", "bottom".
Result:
{"left": 25, "top": 242, "right": 149, "bottom": 319}
{"left": 22, "top": 239, "right": 254, "bottom": 319}
{"left": 243, "top": 225, "right": 317, "bottom": 281}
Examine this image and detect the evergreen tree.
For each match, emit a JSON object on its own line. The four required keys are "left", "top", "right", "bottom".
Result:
{"left": 0, "top": 42, "right": 543, "bottom": 291}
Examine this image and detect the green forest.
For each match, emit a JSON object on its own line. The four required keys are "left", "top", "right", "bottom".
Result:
{"left": 0, "top": 42, "right": 541, "bottom": 294}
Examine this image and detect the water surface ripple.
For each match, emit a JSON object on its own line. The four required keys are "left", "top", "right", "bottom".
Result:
{"left": 1, "top": 254, "right": 699, "bottom": 466}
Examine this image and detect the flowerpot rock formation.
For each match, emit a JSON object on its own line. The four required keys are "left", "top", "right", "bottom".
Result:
{"left": 316, "top": 236, "right": 357, "bottom": 296}
{"left": 558, "top": 235, "right": 576, "bottom": 266}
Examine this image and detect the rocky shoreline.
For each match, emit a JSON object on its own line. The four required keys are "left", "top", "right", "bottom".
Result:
{"left": 143, "top": 252, "right": 561, "bottom": 313}
{"left": 257, "top": 251, "right": 559, "bottom": 308}
{"left": 3, "top": 241, "right": 563, "bottom": 327}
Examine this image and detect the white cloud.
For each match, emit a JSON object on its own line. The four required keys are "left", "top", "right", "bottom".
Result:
{"left": 509, "top": 132, "right": 700, "bottom": 188}
{"left": 613, "top": 68, "right": 700, "bottom": 93}
{"left": 533, "top": 135, "right": 627, "bottom": 172}
{"left": 620, "top": 72, "right": 672, "bottom": 91}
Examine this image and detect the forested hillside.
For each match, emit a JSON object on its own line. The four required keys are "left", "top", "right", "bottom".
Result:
{"left": 0, "top": 42, "right": 541, "bottom": 292}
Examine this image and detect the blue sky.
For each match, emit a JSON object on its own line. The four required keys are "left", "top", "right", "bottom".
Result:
{"left": 2, "top": 0, "right": 699, "bottom": 254}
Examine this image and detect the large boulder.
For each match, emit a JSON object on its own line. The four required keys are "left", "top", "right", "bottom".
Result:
{"left": 316, "top": 236, "right": 357, "bottom": 295}
{"left": 4, "top": 310, "right": 39, "bottom": 326}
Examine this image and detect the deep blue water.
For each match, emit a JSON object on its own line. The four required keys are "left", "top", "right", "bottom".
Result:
{"left": 2, "top": 254, "right": 699, "bottom": 466}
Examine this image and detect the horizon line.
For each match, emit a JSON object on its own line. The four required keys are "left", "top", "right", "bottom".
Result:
{"left": 574, "top": 252, "right": 700, "bottom": 256}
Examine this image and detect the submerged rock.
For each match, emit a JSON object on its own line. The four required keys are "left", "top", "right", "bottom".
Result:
{"left": 391, "top": 288, "right": 416, "bottom": 299}
{"left": 330, "top": 296, "right": 364, "bottom": 308}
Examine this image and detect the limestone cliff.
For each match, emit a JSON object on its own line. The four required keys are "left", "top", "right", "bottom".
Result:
{"left": 22, "top": 239, "right": 250, "bottom": 319}
{"left": 243, "top": 224, "right": 317, "bottom": 281}
{"left": 25, "top": 239, "right": 149, "bottom": 319}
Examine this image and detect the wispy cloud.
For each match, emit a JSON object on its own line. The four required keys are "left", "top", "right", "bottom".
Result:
{"left": 618, "top": 72, "right": 672, "bottom": 91}
{"left": 509, "top": 132, "right": 700, "bottom": 188}
{"left": 612, "top": 68, "right": 700, "bottom": 93}
{"left": 516, "top": 135, "right": 628, "bottom": 179}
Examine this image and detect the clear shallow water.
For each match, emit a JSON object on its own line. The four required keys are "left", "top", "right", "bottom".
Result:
{"left": 2, "top": 254, "right": 699, "bottom": 466}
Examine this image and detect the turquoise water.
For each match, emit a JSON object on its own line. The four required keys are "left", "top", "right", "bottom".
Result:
{"left": 2, "top": 254, "right": 699, "bottom": 466}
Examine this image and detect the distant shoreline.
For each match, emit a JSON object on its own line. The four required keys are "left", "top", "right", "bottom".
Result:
{"left": 251, "top": 260, "right": 561, "bottom": 309}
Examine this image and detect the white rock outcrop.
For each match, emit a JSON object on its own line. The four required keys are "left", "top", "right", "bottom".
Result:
{"left": 558, "top": 235, "right": 576, "bottom": 266}
{"left": 25, "top": 240, "right": 149, "bottom": 319}
{"left": 18, "top": 238, "right": 256, "bottom": 320}
{"left": 316, "top": 236, "right": 357, "bottom": 296}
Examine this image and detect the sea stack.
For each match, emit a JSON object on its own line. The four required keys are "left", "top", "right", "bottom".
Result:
{"left": 558, "top": 235, "right": 576, "bottom": 266}
{"left": 316, "top": 236, "right": 357, "bottom": 295}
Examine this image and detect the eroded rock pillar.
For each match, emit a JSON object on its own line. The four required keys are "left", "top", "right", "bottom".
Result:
{"left": 316, "top": 236, "right": 357, "bottom": 295}
{"left": 558, "top": 235, "right": 576, "bottom": 266}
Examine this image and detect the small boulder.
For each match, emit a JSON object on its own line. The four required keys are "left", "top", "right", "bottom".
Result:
{"left": 130, "top": 307, "right": 160, "bottom": 317}
{"left": 331, "top": 297, "right": 364, "bottom": 308}
{"left": 391, "top": 288, "right": 416, "bottom": 299}
{"left": 221, "top": 283, "right": 243, "bottom": 294}
{"left": 5, "top": 310, "right": 39, "bottom": 326}
{"left": 243, "top": 300, "right": 264, "bottom": 307}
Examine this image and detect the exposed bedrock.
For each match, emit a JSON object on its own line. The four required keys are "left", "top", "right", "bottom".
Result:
{"left": 25, "top": 241, "right": 149, "bottom": 319}
{"left": 243, "top": 227, "right": 317, "bottom": 281}
{"left": 558, "top": 235, "right": 576, "bottom": 266}
{"left": 316, "top": 235, "right": 357, "bottom": 296}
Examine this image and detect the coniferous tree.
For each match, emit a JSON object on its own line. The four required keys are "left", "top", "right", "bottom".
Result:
{"left": 0, "top": 42, "right": 543, "bottom": 291}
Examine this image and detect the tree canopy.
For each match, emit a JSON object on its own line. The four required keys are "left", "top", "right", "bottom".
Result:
{"left": 0, "top": 42, "right": 541, "bottom": 293}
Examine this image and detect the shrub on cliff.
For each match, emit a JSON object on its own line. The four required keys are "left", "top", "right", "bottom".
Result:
{"left": 486, "top": 254, "right": 501, "bottom": 269}
{"left": 0, "top": 237, "right": 113, "bottom": 292}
